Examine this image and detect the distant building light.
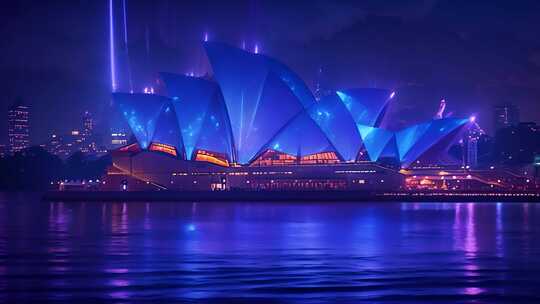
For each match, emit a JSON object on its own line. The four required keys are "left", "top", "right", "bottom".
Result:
{"left": 143, "top": 87, "right": 155, "bottom": 94}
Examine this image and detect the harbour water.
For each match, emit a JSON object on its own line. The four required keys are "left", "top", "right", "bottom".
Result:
{"left": 1, "top": 194, "right": 539, "bottom": 303}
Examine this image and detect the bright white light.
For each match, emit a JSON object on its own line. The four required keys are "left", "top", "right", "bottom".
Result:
{"left": 469, "top": 116, "right": 476, "bottom": 122}
{"left": 143, "top": 87, "right": 154, "bottom": 94}
{"left": 389, "top": 91, "right": 396, "bottom": 99}
{"left": 254, "top": 44, "right": 259, "bottom": 54}
{"left": 204, "top": 32, "right": 209, "bottom": 42}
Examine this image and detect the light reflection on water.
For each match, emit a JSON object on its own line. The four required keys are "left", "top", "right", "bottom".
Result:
{"left": 0, "top": 196, "right": 539, "bottom": 303}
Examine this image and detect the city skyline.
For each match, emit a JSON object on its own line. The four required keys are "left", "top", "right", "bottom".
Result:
{"left": 2, "top": 0, "right": 540, "bottom": 145}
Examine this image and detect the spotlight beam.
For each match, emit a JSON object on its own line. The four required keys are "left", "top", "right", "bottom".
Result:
{"left": 109, "top": 0, "right": 117, "bottom": 92}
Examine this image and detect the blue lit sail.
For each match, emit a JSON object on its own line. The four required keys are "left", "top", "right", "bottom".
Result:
{"left": 151, "top": 100, "right": 184, "bottom": 157}
{"left": 395, "top": 122, "right": 431, "bottom": 161}
{"left": 309, "top": 93, "right": 362, "bottom": 161}
{"left": 242, "top": 71, "right": 305, "bottom": 162}
{"left": 193, "top": 88, "right": 235, "bottom": 161}
{"left": 398, "top": 118, "right": 469, "bottom": 167}
{"left": 113, "top": 93, "right": 167, "bottom": 149}
{"left": 160, "top": 73, "right": 233, "bottom": 160}
{"left": 262, "top": 112, "right": 337, "bottom": 159}
{"left": 336, "top": 88, "right": 393, "bottom": 127}
{"left": 357, "top": 125, "right": 395, "bottom": 162}
{"left": 204, "top": 42, "right": 313, "bottom": 163}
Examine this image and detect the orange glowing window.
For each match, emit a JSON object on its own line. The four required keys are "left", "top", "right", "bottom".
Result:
{"left": 420, "top": 179, "right": 433, "bottom": 185}
{"left": 149, "top": 142, "right": 178, "bottom": 157}
{"left": 195, "top": 150, "right": 229, "bottom": 167}
{"left": 300, "top": 152, "right": 340, "bottom": 164}
{"left": 250, "top": 150, "right": 297, "bottom": 166}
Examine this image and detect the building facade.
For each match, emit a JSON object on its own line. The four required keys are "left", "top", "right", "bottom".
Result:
{"left": 103, "top": 42, "right": 478, "bottom": 191}
{"left": 7, "top": 99, "right": 30, "bottom": 154}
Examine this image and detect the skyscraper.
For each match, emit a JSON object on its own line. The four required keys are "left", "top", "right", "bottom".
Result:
{"left": 494, "top": 103, "right": 520, "bottom": 131}
{"left": 465, "top": 130, "right": 479, "bottom": 168}
{"left": 7, "top": 98, "right": 30, "bottom": 154}
{"left": 83, "top": 111, "right": 94, "bottom": 137}
{"left": 82, "top": 111, "right": 96, "bottom": 153}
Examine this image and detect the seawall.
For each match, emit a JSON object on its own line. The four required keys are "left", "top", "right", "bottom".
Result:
{"left": 42, "top": 190, "right": 540, "bottom": 202}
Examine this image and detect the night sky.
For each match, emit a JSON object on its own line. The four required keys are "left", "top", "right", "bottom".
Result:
{"left": 1, "top": 0, "right": 540, "bottom": 144}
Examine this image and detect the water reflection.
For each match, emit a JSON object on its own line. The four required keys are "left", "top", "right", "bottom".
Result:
{"left": 0, "top": 199, "right": 539, "bottom": 303}
{"left": 496, "top": 202, "right": 503, "bottom": 258}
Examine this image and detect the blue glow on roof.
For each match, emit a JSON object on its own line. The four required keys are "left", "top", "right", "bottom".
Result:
{"left": 152, "top": 101, "right": 184, "bottom": 157}
{"left": 204, "top": 42, "right": 310, "bottom": 163}
{"left": 357, "top": 125, "right": 395, "bottom": 161}
{"left": 242, "top": 71, "right": 304, "bottom": 162}
{"left": 309, "top": 93, "right": 362, "bottom": 161}
{"left": 263, "top": 112, "right": 336, "bottom": 159}
{"left": 379, "top": 135, "right": 399, "bottom": 159}
{"left": 265, "top": 57, "right": 316, "bottom": 108}
{"left": 113, "top": 93, "right": 166, "bottom": 149}
{"left": 204, "top": 42, "right": 271, "bottom": 163}
{"left": 160, "top": 73, "right": 232, "bottom": 160}
{"left": 336, "top": 88, "right": 392, "bottom": 127}
{"left": 395, "top": 122, "right": 431, "bottom": 161}
{"left": 398, "top": 118, "right": 469, "bottom": 167}
{"left": 194, "top": 89, "right": 235, "bottom": 160}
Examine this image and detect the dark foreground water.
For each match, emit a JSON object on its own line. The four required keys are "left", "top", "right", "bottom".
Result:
{"left": 0, "top": 194, "right": 539, "bottom": 303}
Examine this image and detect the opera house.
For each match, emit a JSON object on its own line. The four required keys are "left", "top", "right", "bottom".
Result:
{"left": 103, "top": 42, "right": 474, "bottom": 191}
